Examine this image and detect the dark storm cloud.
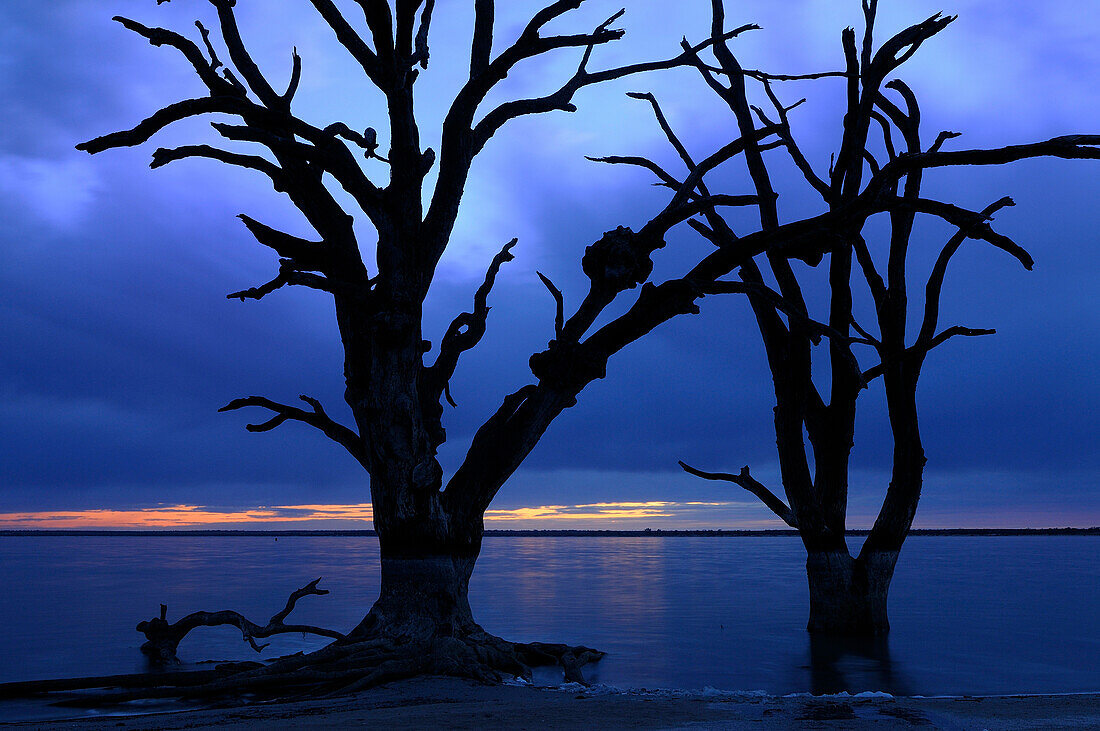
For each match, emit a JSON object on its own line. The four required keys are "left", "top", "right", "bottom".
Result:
{"left": 0, "top": 1, "right": 1097, "bottom": 526}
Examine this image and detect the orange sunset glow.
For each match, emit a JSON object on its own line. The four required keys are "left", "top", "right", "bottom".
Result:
{"left": 0, "top": 500, "right": 754, "bottom": 530}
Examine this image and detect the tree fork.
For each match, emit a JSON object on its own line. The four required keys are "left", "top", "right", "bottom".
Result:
{"left": 672, "top": 0, "right": 1098, "bottom": 638}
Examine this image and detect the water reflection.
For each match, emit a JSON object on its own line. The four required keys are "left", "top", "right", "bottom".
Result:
{"left": 804, "top": 634, "right": 913, "bottom": 696}
{"left": 1, "top": 535, "right": 1097, "bottom": 695}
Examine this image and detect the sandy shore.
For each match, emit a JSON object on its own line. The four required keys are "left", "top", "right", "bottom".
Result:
{"left": 4, "top": 678, "right": 1099, "bottom": 730}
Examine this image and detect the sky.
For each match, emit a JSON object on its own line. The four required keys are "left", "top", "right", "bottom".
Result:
{"left": 0, "top": 0, "right": 1097, "bottom": 530}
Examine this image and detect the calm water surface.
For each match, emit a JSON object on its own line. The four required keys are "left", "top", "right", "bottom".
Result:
{"left": 0, "top": 535, "right": 1097, "bottom": 698}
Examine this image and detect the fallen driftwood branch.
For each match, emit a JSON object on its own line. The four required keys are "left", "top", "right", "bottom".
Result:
{"left": 137, "top": 578, "right": 346, "bottom": 664}
{"left": 0, "top": 577, "right": 605, "bottom": 712}
{"left": 0, "top": 668, "right": 222, "bottom": 699}
{"left": 0, "top": 639, "right": 604, "bottom": 710}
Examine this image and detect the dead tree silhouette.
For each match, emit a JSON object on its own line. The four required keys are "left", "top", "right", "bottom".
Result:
{"left": 72, "top": 0, "right": 822, "bottom": 701}
{"left": 672, "top": 0, "right": 1099, "bottom": 635}
{"left": 63, "top": 0, "right": 1100, "bottom": 706}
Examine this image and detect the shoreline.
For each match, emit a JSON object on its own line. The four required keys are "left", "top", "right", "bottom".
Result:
{"left": 5, "top": 678, "right": 1100, "bottom": 729}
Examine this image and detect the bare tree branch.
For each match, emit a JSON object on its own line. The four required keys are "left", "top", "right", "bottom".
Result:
{"left": 423, "top": 239, "right": 518, "bottom": 416}
{"left": 850, "top": 316, "right": 881, "bottom": 349}
{"left": 558, "top": 121, "right": 780, "bottom": 352}
{"left": 645, "top": 126, "right": 782, "bottom": 226}
{"left": 210, "top": 121, "right": 318, "bottom": 160}
{"left": 428, "top": 12, "right": 754, "bottom": 268}
{"left": 111, "top": 16, "right": 241, "bottom": 96}
{"left": 219, "top": 395, "right": 366, "bottom": 466}
{"left": 282, "top": 47, "right": 303, "bottom": 104}
{"left": 929, "top": 130, "right": 961, "bottom": 154}
{"left": 703, "top": 280, "right": 870, "bottom": 380}
{"left": 926, "top": 325, "right": 997, "bottom": 350}
{"left": 585, "top": 153, "right": 683, "bottom": 190}
{"left": 537, "top": 271, "right": 565, "bottom": 340}
{"left": 468, "top": 14, "right": 639, "bottom": 150}
{"left": 865, "top": 13, "right": 956, "bottom": 85}
{"left": 624, "top": 90, "right": 697, "bottom": 169}
{"left": 226, "top": 266, "right": 335, "bottom": 301}
{"left": 306, "top": 0, "right": 383, "bottom": 84}
{"left": 741, "top": 68, "right": 845, "bottom": 81}
{"left": 470, "top": 0, "right": 494, "bottom": 77}
{"left": 411, "top": 0, "right": 436, "bottom": 68}
{"left": 678, "top": 461, "right": 798, "bottom": 528}
{"left": 851, "top": 232, "right": 887, "bottom": 304}
{"left": 916, "top": 196, "right": 1016, "bottom": 351}
{"left": 149, "top": 145, "right": 285, "bottom": 189}
{"left": 701, "top": 280, "right": 827, "bottom": 345}
{"left": 210, "top": 0, "right": 284, "bottom": 109}
{"left": 756, "top": 80, "right": 831, "bottom": 200}
{"left": 77, "top": 91, "right": 385, "bottom": 228}
{"left": 862, "top": 325, "right": 996, "bottom": 386}
{"left": 881, "top": 135, "right": 1100, "bottom": 179}
{"left": 886, "top": 197, "right": 1033, "bottom": 269}
{"left": 361, "top": 0, "right": 396, "bottom": 65}
{"left": 869, "top": 110, "right": 897, "bottom": 160}
{"left": 136, "top": 579, "right": 345, "bottom": 664}
{"left": 194, "top": 20, "right": 247, "bottom": 94}
{"left": 236, "top": 214, "right": 326, "bottom": 269}
{"left": 226, "top": 272, "right": 291, "bottom": 301}
{"left": 76, "top": 98, "right": 239, "bottom": 154}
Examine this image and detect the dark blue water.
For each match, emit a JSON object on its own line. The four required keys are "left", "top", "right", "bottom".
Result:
{"left": 0, "top": 536, "right": 1097, "bottom": 697}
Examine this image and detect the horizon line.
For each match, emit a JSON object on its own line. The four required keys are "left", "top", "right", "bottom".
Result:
{"left": 2, "top": 527, "right": 1098, "bottom": 536}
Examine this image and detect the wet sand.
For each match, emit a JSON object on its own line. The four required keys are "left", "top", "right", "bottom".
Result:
{"left": 5, "top": 678, "right": 1099, "bottom": 730}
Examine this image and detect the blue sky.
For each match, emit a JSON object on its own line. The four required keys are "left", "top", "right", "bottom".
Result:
{"left": 0, "top": 1, "right": 1097, "bottom": 529}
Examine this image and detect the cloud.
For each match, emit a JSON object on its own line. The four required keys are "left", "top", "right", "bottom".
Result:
{"left": 0, "top": 1, "right": 1097, "bottom": 530}
{"left": 0, "top": 390, "right": 157, "bottom": 435}
{"left": 0, "top": 502, "right": 375, "bottom": 529}
{"left": 4, "top": 467, "right": 1095, "bottom": 530}
{"left": 0, "top": 498, "right": 767, "bottom": 530}
{"left": 0, "top": 154, "right": 100, "bottom": 229}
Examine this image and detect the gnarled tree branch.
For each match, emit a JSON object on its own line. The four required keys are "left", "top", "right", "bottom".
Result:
{"left": 916, "top": 196, "right": 1016, "bottom": 351}
{"left": 226, "top": 265, "right": 336, "bottom": 301}
{"left": 678, "top": 461, "right": 797, "bottom": 528}
{"left": 422, "top": 238, "right": 517, "bottom": 417}
{"left": 237, "top": 214, "right": 327, "bottom": 270}
{"left": 137, "top": 578, "right": 345, "bottom": 665}
{"left": 219, "top": 395, "right": 366, "bottom": 467}
{"left": 150, "top": 145, "right": 286, "bottom": 190}
{"left": 111, "top": 15, "right": 242, "bottom": 96}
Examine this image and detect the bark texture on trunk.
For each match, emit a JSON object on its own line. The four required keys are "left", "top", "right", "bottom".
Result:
{"left": 806, "top": 550, "right": 898, "bottom": 636}
{"left": 353, "top": 556, "right": 477, "bottom": 641}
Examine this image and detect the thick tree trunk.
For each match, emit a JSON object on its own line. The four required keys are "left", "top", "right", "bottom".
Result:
{"left": 319, "top": 293, "right": 602, "bottom": 683}
{"left": 351, "top": 459, "right": 484, "bottom": 644}
{"left": 353, "top": 554, "right": 479, "bottom": 641}
{"left": 337, "top": 286, "right": 482, "bottom": 642}
{"left": 805, "top": 550, "right": 898, "bottom": 636}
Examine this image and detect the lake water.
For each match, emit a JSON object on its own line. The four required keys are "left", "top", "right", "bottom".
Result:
{"left": 0, "top": 535, "right": 1097, "bottom": 701}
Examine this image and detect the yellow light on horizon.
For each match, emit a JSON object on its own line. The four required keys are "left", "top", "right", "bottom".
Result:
{"left": 0, "top": 499, "right": 751, "bottom": 529}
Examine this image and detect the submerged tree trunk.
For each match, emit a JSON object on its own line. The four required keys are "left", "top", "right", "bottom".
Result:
{"left": 805, "top": 550, "right": 898, "bottom": 636}
{"left": 361, "top": 555, "right": 477, "bottom": 638}
{"left": 353, "top": 529, "right": 481, "bottom": 642}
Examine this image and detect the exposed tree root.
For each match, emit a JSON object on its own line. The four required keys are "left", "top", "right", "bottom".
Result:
{"left": 0, "top": 575, "right": 603, "bottom": 714}
{"left": 2, "top": 626, "right": 604, "bottom": 714}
